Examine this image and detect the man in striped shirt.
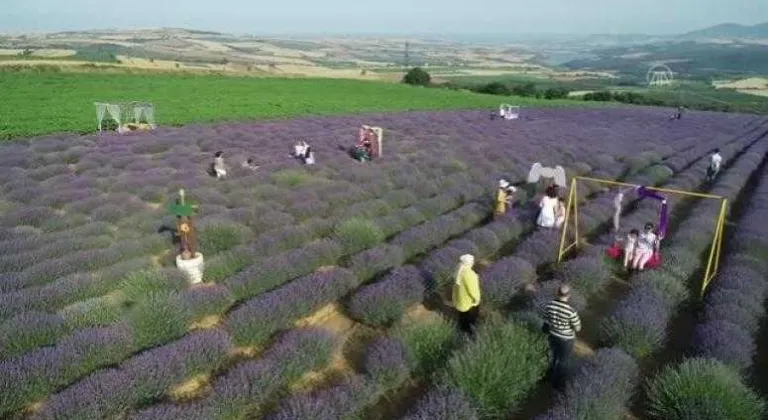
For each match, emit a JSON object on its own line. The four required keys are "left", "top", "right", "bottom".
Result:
{"left": 543, "top": 283, "right": 582, "bottom": 390}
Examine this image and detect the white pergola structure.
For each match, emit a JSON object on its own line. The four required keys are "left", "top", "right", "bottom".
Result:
{"left": 359, "top": 125, "right": 383, "bottom": 157}
{"left": 499, "top": 104, "right": 520, "bottom": 120}
{"left": 95, "top": 102, "right": 156, "bottom": 134}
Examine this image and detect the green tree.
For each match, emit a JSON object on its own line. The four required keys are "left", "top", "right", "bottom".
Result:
{"left": 402, "top": 67, "right": 431, "bottom": 86}
{"left": 476, "top": 82, "right": 511, "bottom": 96}
{"left": 511, "top": 82, "right": 537, "bottom": 97}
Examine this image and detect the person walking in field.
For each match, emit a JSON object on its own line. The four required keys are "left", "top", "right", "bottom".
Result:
{"left": 542, "top": 283, "right": 582, "bottom": 390}
{"left": 452, "top": 254, "right": 481, "bottom": 336}
{"left": 707, "top": 148, "right": 722, "bottom": 182}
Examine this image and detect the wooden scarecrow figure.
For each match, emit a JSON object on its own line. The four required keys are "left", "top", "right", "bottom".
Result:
{"left": 168, "top": 189, "right": 199, "bottom": 260}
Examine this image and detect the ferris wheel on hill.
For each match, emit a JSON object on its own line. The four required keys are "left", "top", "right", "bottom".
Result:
{"left": 646, "top": 64, "right": 675, "bottom": 88}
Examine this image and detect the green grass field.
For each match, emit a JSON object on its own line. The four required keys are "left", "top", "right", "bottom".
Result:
{"left": 0, "top": 71, "right": 585, "bottom": 140}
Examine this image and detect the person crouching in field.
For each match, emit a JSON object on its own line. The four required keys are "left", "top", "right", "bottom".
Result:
{"left": 542, "top": 283, "right": 582, "bottom": 390}
{"left": 453, "top": 254, "right": 481, "bottom": 336}
{"left": 213, "top": 151, "right": 227, "bottom": 179}
{"left": 241, "top": 158, "right": 259, "bottom": 170}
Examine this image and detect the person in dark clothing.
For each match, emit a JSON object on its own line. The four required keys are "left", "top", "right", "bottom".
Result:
{"left": 542, "top": 283, "right": 582, "bottom": 390}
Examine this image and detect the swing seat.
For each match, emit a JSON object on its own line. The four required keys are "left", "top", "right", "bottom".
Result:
{"left": 606, "top": 243, "right": 623, "bottom": 259}
{"left": 646, "top": 253, "right": 662, "bottom": 269}
{"left": 606, "top": 243, "right": 662, "bottom": 269}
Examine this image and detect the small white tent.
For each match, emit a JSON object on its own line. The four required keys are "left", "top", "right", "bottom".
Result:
{"left": 95, "top": 102, "right": 156, "bottom": 134}
{"left": 499, "top": 104, "right": 520, "bottom": 120}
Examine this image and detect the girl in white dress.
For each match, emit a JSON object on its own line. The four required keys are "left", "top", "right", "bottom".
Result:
{"left": 632, "top": 223, "right": 658, "bottom": 271}
{"left": 537, "top": 185, "right": 559, "bottom": 228}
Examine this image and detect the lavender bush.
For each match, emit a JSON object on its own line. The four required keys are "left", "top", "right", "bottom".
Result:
{"left": 535, "top": 347, "right": 639, "bottom": 420}
{"left": 600, "top": 285, "right": 670, "bottom": 359}
{"left": 483, "top": 256, "right": 536, "bottom": 309}
{"left": 393, "top": 315, "right": 458, "bottom": 377}
{"left": 210, "top": 328, "right": 334, "bottom": 416}
{"left": 348, "top": 244, "right": 406, "bottom": 282}
{"left": 691, "top": 320, "right": 755, "bottom": 373}
{"left": 227, "top": 268, "right": 358, "bottom": 346}
{"left": 346, "top": 266, "right": 424, "bottom": 327}
{"left": 403, "top": 385, "right": 480, "bottom": 420}
{"left": 443, "top": 319, "right": 547, "bottom": 418}
{"left": 363, "top": 336, "right": 410, "bottom": 388}
{"left": 646, "top": 358, "right": 764, "bottom": 420}
{"left": 0, "top": 311, "right": 70, "bottom": 359}
{"left": 265, "top": 374, "right": 378, "bottom": 420}
{"left": 127, "top": 291, "right": 192, "bottom": 349}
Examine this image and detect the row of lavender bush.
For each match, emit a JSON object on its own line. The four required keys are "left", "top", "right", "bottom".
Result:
{"left": 412, "top": 127, "right": 763, "bottom": 419}
{"left": 643, "top": 150, "right": 768, "bottom": 420}
{"left": 536, "top": 138, "right": 767, "bottom": 419}
{"left": 345, "top": 131, "right": 728, "bottom": 330}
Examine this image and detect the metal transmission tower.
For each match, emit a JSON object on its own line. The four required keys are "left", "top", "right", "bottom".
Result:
{"left": 404, "top": 42, "right": 410, "bottom": 73}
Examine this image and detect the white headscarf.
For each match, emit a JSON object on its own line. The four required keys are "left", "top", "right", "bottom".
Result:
{"left": 455, "top": 254, "right": 475, "bottom": 285}
{"left": 499, "top": 179, "right": 509, "bottom": 188}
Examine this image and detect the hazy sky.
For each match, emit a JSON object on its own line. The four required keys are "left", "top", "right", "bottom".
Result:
{"left": 2, "top": 0, "right": 767, "bottom": 35}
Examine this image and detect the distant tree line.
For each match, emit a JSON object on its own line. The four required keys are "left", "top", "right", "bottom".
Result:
{"left": 470, "top": 81, "right": 571, "bottom": 100}
{"left": 399, "top": 67, "right": 768, "bottom": 114}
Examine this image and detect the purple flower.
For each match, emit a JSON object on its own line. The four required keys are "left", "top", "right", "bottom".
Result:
{"left": 227, "top": 268, "right": 358, "bottom": 346}
{"left": 555, "top": 256, "right": 611, "bottom": 297}
{"left": 484, "top": 256, "right": 536, "bottom": 309}
{"left": 363, "top": 337, "right": 410, "bottom": 387}
{"left": 421, "top": 246, "right": 464, "bottom": 293}
{"left": 128, "top": 402, "right": 214, "bottom": 420}
{"left": 180, "top": 284, "right": 235, "bottom": 320}
{"left": 537, "top": 347, "right": 639, "bottom": 420}
{"left": 600, "top": 285, "right": 670, "bottom": 359}
{"left": 464, "top": 228, "right": 501, "bottom": 257}
{"left": 211, "top": 328, "right": 334, "bottom": 410}
{"left": 225, "top": 239, "right": 342, "bottom": 300}
{"left": 403, "top": 386, "right": 480, "bottom": 420}
{"left": 346, "top": 266, "right": 425, "bottom": 326}
{"left": 266, "top": 374, "right": 377, "bottom": 420}
{"left": 691, "top": 320, "right": 755, "bottom": 372}
{"left": 0, "top": 311, "right": 69, "bottom": 359}
{"left": 348, "top": 244, "right": 406, "bottom": 282}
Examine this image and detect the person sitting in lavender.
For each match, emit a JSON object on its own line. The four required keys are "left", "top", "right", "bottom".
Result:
{"left": 303, "top": 146, "right": 315, "bottom": 165}
{"left": 213, "top": 151, "right": 227, "bottom": 179}
{"left": 623, "top": 228, "right": 639, "bottom": 271}
{"left": 294, "top": 141, "right": 308, "bottom": 159}
{"left": 632, "top": 223, "right": 658, "bottom": 272}
{"left": 542, "top": 283, "right": 581, "bottom": 390}
{"left": 241, "top": 158, "right": 259, "bottom": 170}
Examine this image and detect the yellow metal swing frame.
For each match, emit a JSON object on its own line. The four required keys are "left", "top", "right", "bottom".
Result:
{"left": 556, "top": 176, "right": 728, "bottom": 297}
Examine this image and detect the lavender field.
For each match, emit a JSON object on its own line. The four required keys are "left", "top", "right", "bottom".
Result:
{"left": 1, "top": 107, "right": 767, "bottom": 420}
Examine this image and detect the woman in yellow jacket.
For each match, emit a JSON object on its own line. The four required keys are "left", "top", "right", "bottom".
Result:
{"left": 495, "top": 179, "right": 515, "bottom": 217}
{"left": 453, "top": 254, "right": 481, "bottom": 335}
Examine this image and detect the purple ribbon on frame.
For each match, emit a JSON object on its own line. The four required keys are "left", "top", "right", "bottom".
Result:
{"left": 636, "top": 186, "right": 668, "bottom": 238}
